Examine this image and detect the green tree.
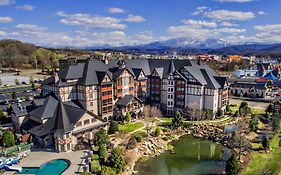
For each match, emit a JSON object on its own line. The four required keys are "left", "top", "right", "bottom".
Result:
{"left": 154, "top": 127, "right": 161, "bottom": 137}
{"left": 266, "top": 103, "right": 274, "bottom": 113}
{"left": 101, "top": 166, "right": 116, "bottom": 175}
{"left": 98, "top": 145, "right": 108, "bottom": 161}
{"left": 12, "top": 92, "right": 17, "bottom": 99}
{"left": 124, "top": 112, "right": 131, "bottom": 123}
{"left": 3, "top": 130, "right": 15, "bottom": 147}
{"left": 108, "top": 121, "right": 119, "bottom": 134}
{"left": 0, "top": 109, "right": 6, "bottom": 122}
{"left": 31, "top": 82, "right": 35, "bottom": 89}
{"left": 91, "top": 160, "right": 101, "bottom": 174}
{"left": 94, "top": 128, "right": 109, "bottom": 147}
{"left": 108, "top": 147, "right": 125, "bottom": 173}
{"left": 239, "top": 101, "right": 251, "bottom": 117}
{"left": 249, "top": 117, "right": 259, "bottom": 132}
{"left": 272, "top": 112, "right": 280, "bottom": 132}
{"left": 262, "top": 135, "right": 270, "bottom": 150}
{"left": 225, "top": 153, "right": 240, "bottom": 175}
{"left": 172, "top": 111, "right": 183, "bottom": 128}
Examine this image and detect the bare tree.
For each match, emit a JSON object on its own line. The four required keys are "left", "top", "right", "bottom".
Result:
{"left": 185, "top": 102, "right": 201, "bottom": 121}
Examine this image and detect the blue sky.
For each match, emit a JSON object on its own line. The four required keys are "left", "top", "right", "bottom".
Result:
{"left": 0, "top": 0, "right": 280, "bottom": 47}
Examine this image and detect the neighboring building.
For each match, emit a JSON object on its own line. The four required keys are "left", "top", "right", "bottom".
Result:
{"left": 44, "top": 58, "right": 228, "bottom": 118}
{"left": 229, "top": 81, "right": 269, "bottom": 98}
{"left": 228, "top": 55, "right": 243, "bottom": 62}
{"left": 21, "top": 93, "right": 106, "bottom": 152}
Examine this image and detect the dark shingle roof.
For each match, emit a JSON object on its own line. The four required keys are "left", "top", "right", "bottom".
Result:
{"left": 115, "top": 94, "right": 142, "bottom": 106}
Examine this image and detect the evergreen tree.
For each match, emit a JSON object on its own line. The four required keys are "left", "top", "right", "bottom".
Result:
{"left": 94, "top": 128, "right": 109, "bottom": 147}
{"left": 101, "top": 166, "right": 116, "bottom": 175}
{"left": 266, "top": 103, "right": 274, "bottom": 113}
{"left": 272, "top": 112, "right": 280, "bottom": 132}
{"left": 124, "top": 112, "right": 131, "bottom": 123}
{"left": 108, "top": 121, "right": 119, "bottom": 134}
{"left": 225, "top": 153, "right": 240, "bottom": 175}
{"left": 3, "top": 130, "right": 15, "bottom": 147}
{"left": 98, "top": 145, "right": 108, "bottom": 161}
{"left": 249, "top": 117, "right": 259, "bottom": 132}
{"left": 262, "top": 135, "right": 270, "bottom": 150}
{"left": 172, "top": 111, "right": 183, "bottom": 128}
{"left": 12, "top": 92, "right": 16, "bottom": 99}
{"left": 108, "top": 147, "right": 125, "bottom": 173}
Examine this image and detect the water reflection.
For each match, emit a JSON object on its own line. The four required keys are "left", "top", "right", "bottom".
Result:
{"left": 135, "top": 135, "right": 231, "bottom": 175}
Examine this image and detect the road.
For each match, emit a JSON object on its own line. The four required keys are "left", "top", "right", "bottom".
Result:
{"left": 229, "top": 98, "right": 269, "bottom": 110}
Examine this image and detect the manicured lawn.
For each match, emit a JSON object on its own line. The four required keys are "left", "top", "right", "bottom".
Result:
{"left": 119, "top": 122, "right": 144, "bottom": 133}
{"left": 243, "top": 122, "right": 281, "bottom": 175}
{"left": 251, "top": 108, "right": 265, "bottom": 115}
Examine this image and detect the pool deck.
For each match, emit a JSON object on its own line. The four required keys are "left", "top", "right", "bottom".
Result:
{"left": 3, "top": 150, "right": 84, "bottom": 175}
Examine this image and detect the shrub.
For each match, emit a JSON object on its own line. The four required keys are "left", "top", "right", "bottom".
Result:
{"left": 124, "top": 112, "right": 131, "bottom": 123}
{"left": 108, "top": 121, "right": 119, "bottom": 135}
{"left": 162, "top": 136, "right": 169, "bottom": 141}
{"left": 101, "top": 166, "right": 116, "bottom": 175}
{"left": 262, "top": 135, "right": 270, "bottom": 150}
{"left": 3, "top": 130, "right": 15, "bottom": 147}
{"left": 92, "top": 154, "right": 99, "bottom": 161}
{"left": 225, "top": 153, "right": 240, "bottom": 175}
{"left": 98, "top": 145, "right": 108, "bottom": 161}
{"left": 134, "top": 134, "right": 143, "bottom": 142}
{"left": 154, "top": 127, "right": 161, "bottom": 137}
{"left": 91, "top": 160, "right": 101, "bottom": 174}
{"left": 108, "top": 147, "right": 125, "bottom": 173}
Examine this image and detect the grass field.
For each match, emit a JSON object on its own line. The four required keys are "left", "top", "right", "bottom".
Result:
{"left": 243, "top": 122, "right": 281, "bottom": 175}
{"left": 119, "top": 122, "right": 145, "bottom": 133}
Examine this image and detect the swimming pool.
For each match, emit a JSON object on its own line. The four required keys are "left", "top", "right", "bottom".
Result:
{"left": 16, "top": 159, "right": 70, "bottom": 175}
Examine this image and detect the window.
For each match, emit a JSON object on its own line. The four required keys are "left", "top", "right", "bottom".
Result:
{"left": 76, "top": 121, "right": 82, "bottom": 127}
{"left": 91, "top": 118, "right": 97, "bottom": 123}
{"left": 84, "top": 119, "right": 90, "bottom": 125}
{"left": 90, "top": 102, "right": 93, "bottom": 107}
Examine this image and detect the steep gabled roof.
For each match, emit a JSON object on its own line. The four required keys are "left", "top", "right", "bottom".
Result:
{"left": 168, "top": 59, "right": 175, "bottom": 74}
{"left": 52, "top": 101, "right": 74, "bottom": 134}
{"left": 77, "top": 60, "right": 110, "bottom": 85}
{"left": 200, "top": 69, "right": 221, "bottom": 89}
{"left": 115, "top": 94, "right": 142, "bottom": 106}
{"left": 29, "top": 94, "right": 59, "bottom": 121}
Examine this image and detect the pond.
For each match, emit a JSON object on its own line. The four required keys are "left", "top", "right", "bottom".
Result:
{"left": 135, "top": 135, "right": 231, "bottom": 175}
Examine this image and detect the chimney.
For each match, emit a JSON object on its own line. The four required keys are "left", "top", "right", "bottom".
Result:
{"left": 197, "top": 58, "right": 202, "bottom": 65}
{"left": 54, "top": 72, "right": 59, "bottom": 82}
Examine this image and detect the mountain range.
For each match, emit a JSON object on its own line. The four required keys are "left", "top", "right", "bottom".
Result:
{"left": 107, "top": 38, "right": 281, "bottom": 56}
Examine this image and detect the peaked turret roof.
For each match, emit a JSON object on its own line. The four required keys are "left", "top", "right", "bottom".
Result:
{"left": 52, "top": 101, "right": 74, "bottom": 134}
{"left": 168, "top": 59, "right": 175, "bottom": 74}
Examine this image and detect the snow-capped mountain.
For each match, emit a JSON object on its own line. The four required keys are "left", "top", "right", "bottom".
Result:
{"left": 136, "top": 37, "right": 230, "bottom": 49}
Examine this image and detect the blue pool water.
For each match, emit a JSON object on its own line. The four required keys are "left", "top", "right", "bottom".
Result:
{"left": 16, "top": 159, "right": 69, "bottom": 175}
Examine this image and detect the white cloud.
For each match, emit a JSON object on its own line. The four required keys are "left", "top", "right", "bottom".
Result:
{"left": 107, "top": 7, "right": 126, "bottom": 14}
{"left": 124, "top": 14, "right": 145, "bottom": 23}
{"left": 258, "top": 11, "right": 266, "bottom": 15}
{"left": 220, "top": 22, "right": 238, "bottom": 27}
{"left": 216, "top": 27, "right": 246, "bottom": 33}
{"left": 205, "top": 10, "right": 255, "bottom": 21}
{"left": 16, "top": 5, "right": 35, "bottom": 11}
{"left": 214, "top": 0, "right": 254, "bottom": 2}
{"left": 182, "top": 19, "right": 217, "bottom": 28}
{"left": 16, "top": 24, "right": 47, "bottom": 31}
{"left": 192, "top": 6, "right": 209, "bottom": 16}
{"left": 254, "top": 24, "right": 281, "bottom": 32}
{"left": 0, "top": 30, "right": 6, "bottom": 36}
{"left": 0, "top": 0, "right": 14, "bottom": 6}
{"left": 0, "top": 16, "right": 13, "bottom": 23}
{"left": 56, "top": 11, "right": 127, "bottom": 29}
